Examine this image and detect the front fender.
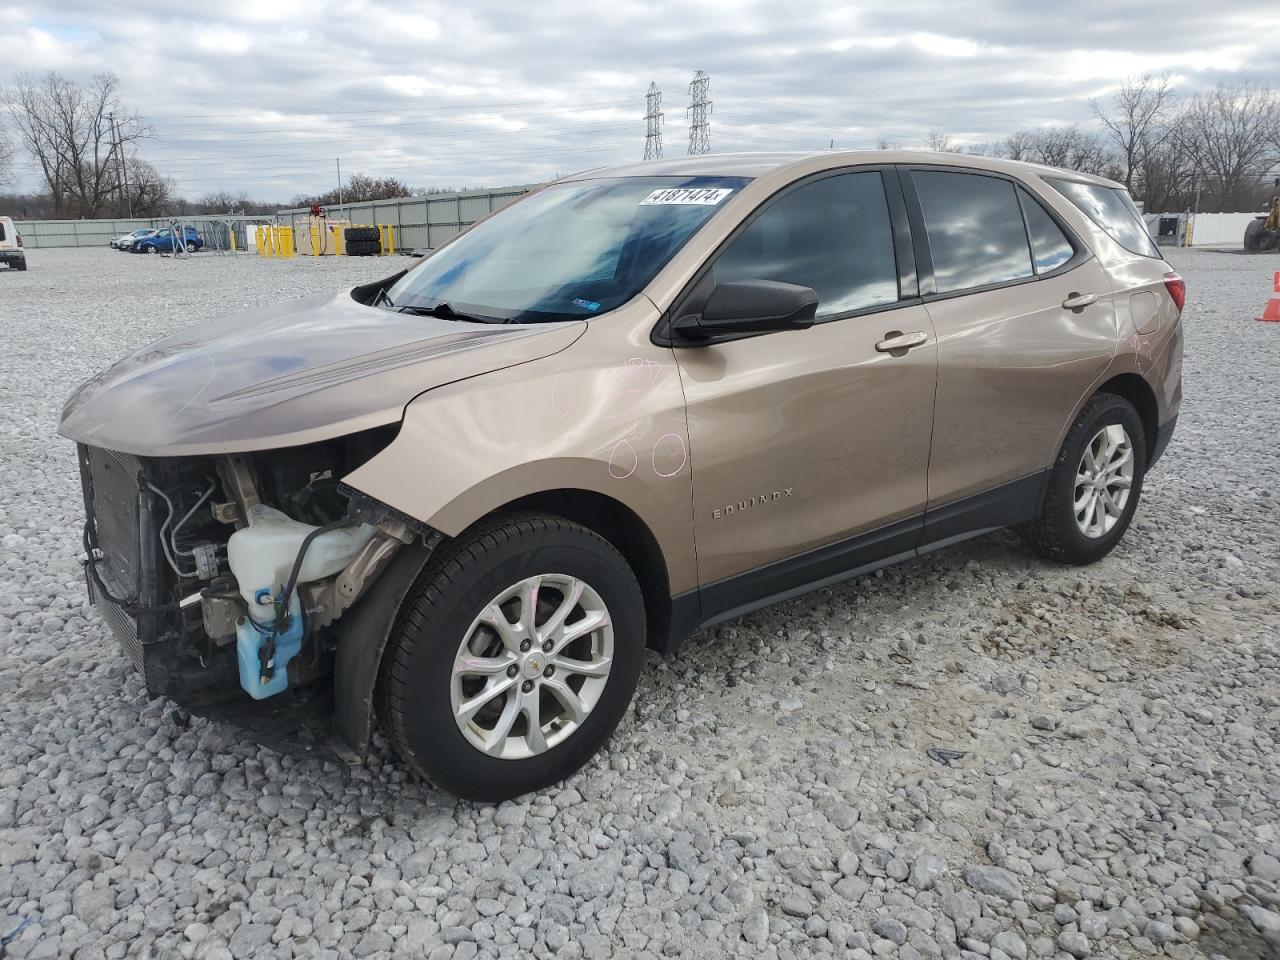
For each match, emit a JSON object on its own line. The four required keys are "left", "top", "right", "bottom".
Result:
{"left": 341, "top": 299, "right": 699, "bottom": 596}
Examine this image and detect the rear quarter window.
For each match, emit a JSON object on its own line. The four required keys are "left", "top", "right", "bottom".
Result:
{"left": 1048, "top": 179, "right": 1160, "bottom": 259}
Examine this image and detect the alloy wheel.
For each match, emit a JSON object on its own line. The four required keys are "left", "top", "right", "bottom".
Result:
{"left": 450, "top": 574, "right": 613, "bottom": 760}
{"left": 1074, "top": 424, "right": 1134, "bottom": 538}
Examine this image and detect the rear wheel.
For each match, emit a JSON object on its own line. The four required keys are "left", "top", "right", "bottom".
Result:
{"left": 1022, "top": 393, "right": 1146, "bottom": 565}
{"left": 385, "top": 513, "right": 645, "bottom": 801}
{"left": 1244, "top": 218, "right": 1277, "bottom": 252}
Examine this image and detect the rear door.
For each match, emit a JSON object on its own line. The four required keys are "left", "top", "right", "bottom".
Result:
{"left": 669, "top": 168, "right": 938, "bottom": 599}
{"left": 900, "top": 167, "right": 1117, "bottom": 529}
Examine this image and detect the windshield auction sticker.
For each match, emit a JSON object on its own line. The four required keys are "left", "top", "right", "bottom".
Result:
{"left": 640, "top": 187, "right": 734, "bottom": 206}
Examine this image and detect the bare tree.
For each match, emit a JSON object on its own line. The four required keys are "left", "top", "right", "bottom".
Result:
{"left": 2, "top": 71, "right": 148, "bottom": 217}
{"left": 924, "top": 131, "right": 963, "bottom": 153}
{"left": 195, "top": 189, "right": 251, "bottom": 212}
{"left": 0, "top": 130, "right": 14, "bottom": 188}
{"left": 293, "top": 172, "right": 414, "bottom": 208}
{"left": 1092, "top": 74, "right": 1176, "bottom": 192}
{"left": 1180, "top": 81, "right": 1280, "bottom": 211}
{"left": 193, "top": 190, "right": 280, "bottom": 216}
{"left": 1002, "top": 131, "right": 1035, "bottom": 161}
{"left": 1135, "top": 115, "right": 1200, "bottom": 212}
{"left": 1001, "top": 126, "right": 1116, "bottom": 177}
{"left": 124, "top": 157, "right": 173, "bottom": 216}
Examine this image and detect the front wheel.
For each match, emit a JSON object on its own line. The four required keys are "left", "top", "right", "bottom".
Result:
{"left": 384, "top": 513, "right": 646, "bottom": 801}
{"left": 1022, "top": 393, "right": 1146, "bottom": 565}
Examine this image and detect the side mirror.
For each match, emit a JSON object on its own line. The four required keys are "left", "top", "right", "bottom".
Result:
{"left": 673, "top": 279, "right": 819, "bottom": 340}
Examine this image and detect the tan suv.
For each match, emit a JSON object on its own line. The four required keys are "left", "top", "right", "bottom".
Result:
{"left": 61, "top": 151, "right": 1183, "bottom": 800}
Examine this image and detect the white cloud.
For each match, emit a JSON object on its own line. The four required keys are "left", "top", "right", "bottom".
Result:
{"left": 910, "top": 33, "right": 980, "bottom": 57}
{"left": 2, "top": 0, "right": 1277, "bottom": 200}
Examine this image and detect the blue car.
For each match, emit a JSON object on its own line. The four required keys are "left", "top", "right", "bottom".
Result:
{"left": 134, "top": 226, "right": 203, "bottom": 254}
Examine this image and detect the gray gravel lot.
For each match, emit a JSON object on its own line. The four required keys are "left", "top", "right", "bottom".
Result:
{"left": 1, "top": 246, "right": 1278, "bottom": 960}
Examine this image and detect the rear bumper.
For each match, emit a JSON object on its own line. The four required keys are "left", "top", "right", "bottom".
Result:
{"left": 0, "top": 251, "right": 25, "bottom": 264}
{"left": 1149, "top": 414, "right": 1177, "bottom": 469}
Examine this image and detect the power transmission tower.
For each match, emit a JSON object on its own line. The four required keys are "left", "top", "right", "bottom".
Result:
{"left": 643, "top": 82, "right": 664, "bottom": 160}
{"left": 686, "top": 70, "right": 712, "bottom": 155}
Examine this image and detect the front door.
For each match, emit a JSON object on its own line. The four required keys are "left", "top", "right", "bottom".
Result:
{"left": 671, "top": 169, "right": 937, "bottom": 607}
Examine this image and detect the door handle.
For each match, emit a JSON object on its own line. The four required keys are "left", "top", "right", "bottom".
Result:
{"left": 875, "top": 330, "right": 929, "bottom": 353}
{"left": 1062, "top": 292, "right": 1098, "bottom": 312}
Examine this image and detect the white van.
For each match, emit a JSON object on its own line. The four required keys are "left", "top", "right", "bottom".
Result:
{"left": 0, "top": 217, "right": 26, "bottom": 271}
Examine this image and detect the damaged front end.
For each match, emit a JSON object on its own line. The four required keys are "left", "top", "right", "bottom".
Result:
{"left": 76, "top": 429, "right": 438, "bottom": 758}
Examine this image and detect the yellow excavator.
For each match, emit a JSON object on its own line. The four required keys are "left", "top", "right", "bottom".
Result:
{"left": 1245, "top": 181, "right": 1280, "bottom": 251}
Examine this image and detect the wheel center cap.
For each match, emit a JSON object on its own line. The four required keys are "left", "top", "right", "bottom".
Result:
{"left": 522, "top": 654, "right": 544, "bottom": 680}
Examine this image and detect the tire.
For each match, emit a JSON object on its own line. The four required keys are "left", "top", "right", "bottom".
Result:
{"left": 1022, "top": 393, "right": 1147, "bottom": 565}
{"left": 145, "top": 245, "right": 158, "bottom": 255}
{"left": 344, "top": 226, "right": 379, "bottom": 245}
{"left": 385, "top": 513, "right": 646, "bottom": 801}
{"left": 15, "top": 261, "right": 26, "bottom": 271}
{"left": 347, "top": 239, "right": 381, "bottom": 256}
{"left": 1244, "top": 218, "right": 1277, "bottom": 252}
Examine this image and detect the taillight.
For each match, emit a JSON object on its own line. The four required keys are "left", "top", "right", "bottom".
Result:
{"left": 16, "top": 235, "right": 23, "bottom": 248}
{"left": 1163, "top": 271, "right": 1185, "bottom": 313}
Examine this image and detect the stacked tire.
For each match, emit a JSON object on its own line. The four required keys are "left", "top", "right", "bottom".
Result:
{"left": 345, "top": 226, "right": 382, "bottom": 257}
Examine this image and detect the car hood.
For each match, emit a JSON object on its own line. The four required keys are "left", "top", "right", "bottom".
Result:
{"left": 59, "top": 288, "right": 586, "bottom": 456}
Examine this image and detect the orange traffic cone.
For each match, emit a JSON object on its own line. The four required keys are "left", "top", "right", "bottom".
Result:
{"left": 1259, "top": 272, "right": 1280, "bottom": 323}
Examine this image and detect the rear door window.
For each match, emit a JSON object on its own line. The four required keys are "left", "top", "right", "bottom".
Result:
{"left": 0, "top": 222, "right": 6, "bottom": 242}
{"left": 1017, "top": 188, "right": 1075, "bottom": 273}
{"left": 714, "top": 171, "right": 899, "bottom": 316}
{"left": 912, "top": 171, "right": 1033, "bottom": 294}
{"left": 1047, "top": 179, "right": 1160, "bottom": 258}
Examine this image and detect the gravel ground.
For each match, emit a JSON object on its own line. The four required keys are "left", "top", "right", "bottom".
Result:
{"left": 1, "top": 247, "right": 1278, "bottom": 960}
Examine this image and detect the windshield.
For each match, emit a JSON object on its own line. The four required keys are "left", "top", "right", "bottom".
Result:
{"left": 386, "top": 176, "right": 748, "bottom": 323}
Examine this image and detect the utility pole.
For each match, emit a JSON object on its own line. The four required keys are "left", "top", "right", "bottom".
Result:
{"left": 109, "top": 112, "right": 132, "bottom": 217}
{"left": 687, "top": 71, "right": 712, "bottom": 156}
{"left": 336, "top": 158, "right": 344, "bottom": 207}
{"left": 1186, "top": 180, "right": 1201, "bottom": 248}
{"left": 643, "top": 82, "right": 664, "bottom": 160}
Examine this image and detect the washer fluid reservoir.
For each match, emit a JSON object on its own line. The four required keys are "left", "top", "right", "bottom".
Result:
{"left": 227, "top": 504, "right": 375, "bottom": 699}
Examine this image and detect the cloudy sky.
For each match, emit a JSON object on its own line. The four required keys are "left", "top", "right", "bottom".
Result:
{"left": 3, "top": 0, "right": 1277, "bottom": 201}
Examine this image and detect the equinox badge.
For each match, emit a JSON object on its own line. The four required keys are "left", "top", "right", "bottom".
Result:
{"left": 712, "top": 488, "right": 794, "bottom": 520}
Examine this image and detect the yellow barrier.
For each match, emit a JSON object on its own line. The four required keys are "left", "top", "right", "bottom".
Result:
{"left": 254, "top": 225, "right": 295, "bottom": 258}
{"left": 378, "top": 223, "right": 396, "bottom": 256}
